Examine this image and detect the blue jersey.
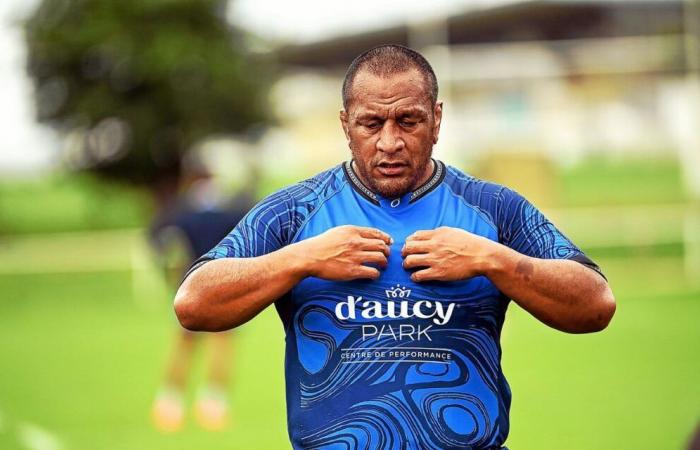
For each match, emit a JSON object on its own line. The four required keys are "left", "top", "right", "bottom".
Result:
{"left": 187, "top": 160, "right": 603, "bottom": 450}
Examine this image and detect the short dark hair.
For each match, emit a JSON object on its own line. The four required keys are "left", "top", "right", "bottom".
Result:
{"left": 341, "top": 44, "right": 438, "bottom": 110}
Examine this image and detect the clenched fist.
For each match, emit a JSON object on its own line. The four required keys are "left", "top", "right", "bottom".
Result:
{"left": 402, "top": 226, "right": 501, "bottom": 282}
{"left": 297, "top": 225, "right": 393, "bottom": 281}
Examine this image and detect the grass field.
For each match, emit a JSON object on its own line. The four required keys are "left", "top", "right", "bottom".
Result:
{"left": 0, "top": 253, "right": 698, "bottom": 450}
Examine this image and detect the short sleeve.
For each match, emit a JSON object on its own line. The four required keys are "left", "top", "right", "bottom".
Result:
{"left": 182, "top": 189, "right": 295, "bottom": 280}
{"left": 497, "top": 187, "right": 606, "bottom": 280}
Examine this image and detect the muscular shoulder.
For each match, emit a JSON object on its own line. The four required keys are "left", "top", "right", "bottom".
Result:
{"left": 442, "top": 164, "right": 593, "bottom": 265}
{"left": 283, "top": 164, "right": 347, "bottom": 213}
{"left": 246, "top": 164, "right": 347, "bottom": 244}
{"left": 268, "top": 165, "right": 345, "bottom": 239}
{"left": 441, "top": 165, "right": 516, "bottom": 233}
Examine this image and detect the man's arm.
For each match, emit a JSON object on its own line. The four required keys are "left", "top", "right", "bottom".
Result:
{"left": 402, "top": 227, "right": 615, "bottom": 333}
{"left": 174, "top": 245, "right": 307, "bottom": 332}
{"left": 174, "top": 226, "right": 392, "bottom": 332}
{"left": 483, "top": 244, "right": 615, "bottom": 333}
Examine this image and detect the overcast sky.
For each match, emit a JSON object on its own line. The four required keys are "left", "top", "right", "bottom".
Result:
{"left": 230, "top": 0, "right": 510, "bottom": 42}
{"left": 0, "top": 0, "right": 512, "bottom": 175}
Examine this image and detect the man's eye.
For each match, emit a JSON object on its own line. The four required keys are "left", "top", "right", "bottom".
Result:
{"left": 364, "top": 122, "right": 381, "bottom": 129}
{"left": 400, "top": 120, "right": 417, "bottom": 127}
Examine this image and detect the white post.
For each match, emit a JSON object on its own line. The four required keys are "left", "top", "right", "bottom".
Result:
{"left": 682, "top": 0, "right": 700, "bottom": 284}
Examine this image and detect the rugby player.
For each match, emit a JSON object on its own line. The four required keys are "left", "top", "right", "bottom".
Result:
{"left": 173, "top": 44, "right": 616, "bottom": 449}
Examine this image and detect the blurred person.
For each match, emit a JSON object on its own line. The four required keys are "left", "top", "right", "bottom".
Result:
{"left": 173, "top": 45, "right": 616, "bottom": 449}
{"left": 689, "top": 421, "right": 700, "bottom": 450}
{"left": 149, "top": 156, "right": 255, "bottom": 432}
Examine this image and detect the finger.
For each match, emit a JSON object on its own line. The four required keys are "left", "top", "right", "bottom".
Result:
{"left": 358, "top": 251, "right": 388, "bottom": 268}
{"left": 407, "top": 230, "right": 432, "bottom": 241}
{"left": 355, "top": 226, "right": 393, "bottom": 245}
{"left": 361, "top": 238, "right": 391, "bottom": 256}
{"left": 402, "top": 253, "right": 431, "bottom": 270}
{"left": 401, "top": 240, "right": 432, "bottom": 257}
{"left": 411, "top": 267, "right": 441, "bottom": 282}
{"left": 353, "top": 266, "right": 380, "bottom": 280}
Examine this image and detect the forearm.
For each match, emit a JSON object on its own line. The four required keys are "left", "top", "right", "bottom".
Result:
{"left": 484, "top": 245, "right": 616, "bottom": 333}
{"left": 174, "top": 244, "right": 307, "bottom": 332}
{"left": 174, "top": 225, "right": 391, "bottom": 332}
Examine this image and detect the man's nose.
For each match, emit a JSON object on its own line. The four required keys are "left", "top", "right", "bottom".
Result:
{"left": 376, "top": 121, "right": 405, "bottom": 153}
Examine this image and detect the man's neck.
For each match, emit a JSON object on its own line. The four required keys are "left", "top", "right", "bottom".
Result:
{"left": 414, "top": 158, "right": 436, "bottom": 191}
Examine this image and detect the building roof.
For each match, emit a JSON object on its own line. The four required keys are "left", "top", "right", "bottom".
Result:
{"left": 277, "top": 0, "right": 683, "bottom": 68}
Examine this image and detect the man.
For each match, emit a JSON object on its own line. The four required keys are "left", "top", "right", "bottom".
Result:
{"left": 174, "top": 45, "right": 616, "bottom": 449}
{"left": 150, "top": 163, "right": 255, "bottom": 432}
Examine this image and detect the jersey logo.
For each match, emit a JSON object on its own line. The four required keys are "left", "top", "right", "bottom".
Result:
{"left": 333, "top": 285, "right": 457, "bottom": 352}
{"left": 334, "top": 285, "right": 455, "bottom": 327}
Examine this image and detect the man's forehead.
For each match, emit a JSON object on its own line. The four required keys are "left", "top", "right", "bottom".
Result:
{"left": 347, "top": 68, "right": 432, "bottom": 111}
{"left": 352, "top": 104, "right": 429, "bottom": 118}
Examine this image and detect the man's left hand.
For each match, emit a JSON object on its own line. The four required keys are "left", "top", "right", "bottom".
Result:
{"left": 402, "top": 226, "right": 499, "bottom": 282}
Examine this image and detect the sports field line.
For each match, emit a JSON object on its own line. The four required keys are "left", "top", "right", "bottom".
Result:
{"left": 0, "top": 406, "right": 64, "bottom": 450}
{"left": 0, "top": 228, "right": 152, "bottom": 274}
{"left": 17, "top": 422, "right": 64, "bottom": 450}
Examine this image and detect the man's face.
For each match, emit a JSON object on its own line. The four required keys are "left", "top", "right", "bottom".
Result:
{"left": 340, "top": 68, "right": 442, "bottom": 199}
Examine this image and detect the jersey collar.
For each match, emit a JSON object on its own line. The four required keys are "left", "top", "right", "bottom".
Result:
{"left": 342, "top": 158, "right": 446, "bottom": 206}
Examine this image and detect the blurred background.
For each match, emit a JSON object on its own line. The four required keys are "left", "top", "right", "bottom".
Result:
{"left": 1, "top": 0, "right": 699, "bottom": 449}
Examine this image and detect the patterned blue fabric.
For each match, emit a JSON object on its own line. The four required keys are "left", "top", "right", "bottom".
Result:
{"left": 441, "top": 169, "right": 583, "bottom": 260}
{"left": 189, "top": 161, "right": 600, "bottom": 450}
{"left": 196, "top": 166, "right": 346, "bottom": 261}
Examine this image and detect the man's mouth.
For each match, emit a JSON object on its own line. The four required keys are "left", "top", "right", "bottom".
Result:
{"left": 376, "top": 161, "right": 408, "bottom": 177}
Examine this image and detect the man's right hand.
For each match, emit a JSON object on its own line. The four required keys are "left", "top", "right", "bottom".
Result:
{"left": 296, "top": 225, "right": 392, "bottom": 281}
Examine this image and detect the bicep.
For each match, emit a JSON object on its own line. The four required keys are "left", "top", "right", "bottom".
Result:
{"left": 498, "top": 187, "right": 606, "bottom": 280}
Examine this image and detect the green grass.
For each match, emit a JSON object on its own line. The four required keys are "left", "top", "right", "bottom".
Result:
{"left": 0, "top": 271, "right": 289, "bottom": 450}
{"left": 0, "top": 254, "right": 697, "bottom": 450}
{"left": 0, "top": 174, "right": 152, "bottom": 235}
{"left": 504, "top": 291, "right": 700, "bottom": 450}
{"left": 559, "top": 156, "right": 687, "bottom": 206}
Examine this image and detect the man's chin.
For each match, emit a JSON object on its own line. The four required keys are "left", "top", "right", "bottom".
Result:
{"left": 373, "top": 178, "right": 412, "bottom": 199}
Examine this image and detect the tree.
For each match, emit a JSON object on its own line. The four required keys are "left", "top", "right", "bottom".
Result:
{"left": 24, "top": 0, "right": 272, "bottom": 187}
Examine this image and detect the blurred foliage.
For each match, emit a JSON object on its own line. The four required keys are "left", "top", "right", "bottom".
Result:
{"left": 24, "top": 0, "right": 272, "bottom": 185}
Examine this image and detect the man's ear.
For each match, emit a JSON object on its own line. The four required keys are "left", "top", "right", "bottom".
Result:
{"left": 432, "top": 101, "right": 443, "bottom": 145}
{"left": 339, "top": 109, "right": 350, "bottom": 141}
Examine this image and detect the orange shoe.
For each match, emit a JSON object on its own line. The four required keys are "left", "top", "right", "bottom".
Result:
{"left": 194, "top": 386, "right": 229, "bottom": 431}
{"left": 151, "top": 387, "right": 184, "bottom": 433}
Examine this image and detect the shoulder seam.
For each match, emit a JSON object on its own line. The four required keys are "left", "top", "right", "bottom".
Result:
{"left": 443, "top": 167, "right": 500, "bottom": 235}
{"left": 290, "top": 170, "right": 349, "bottom": 243}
